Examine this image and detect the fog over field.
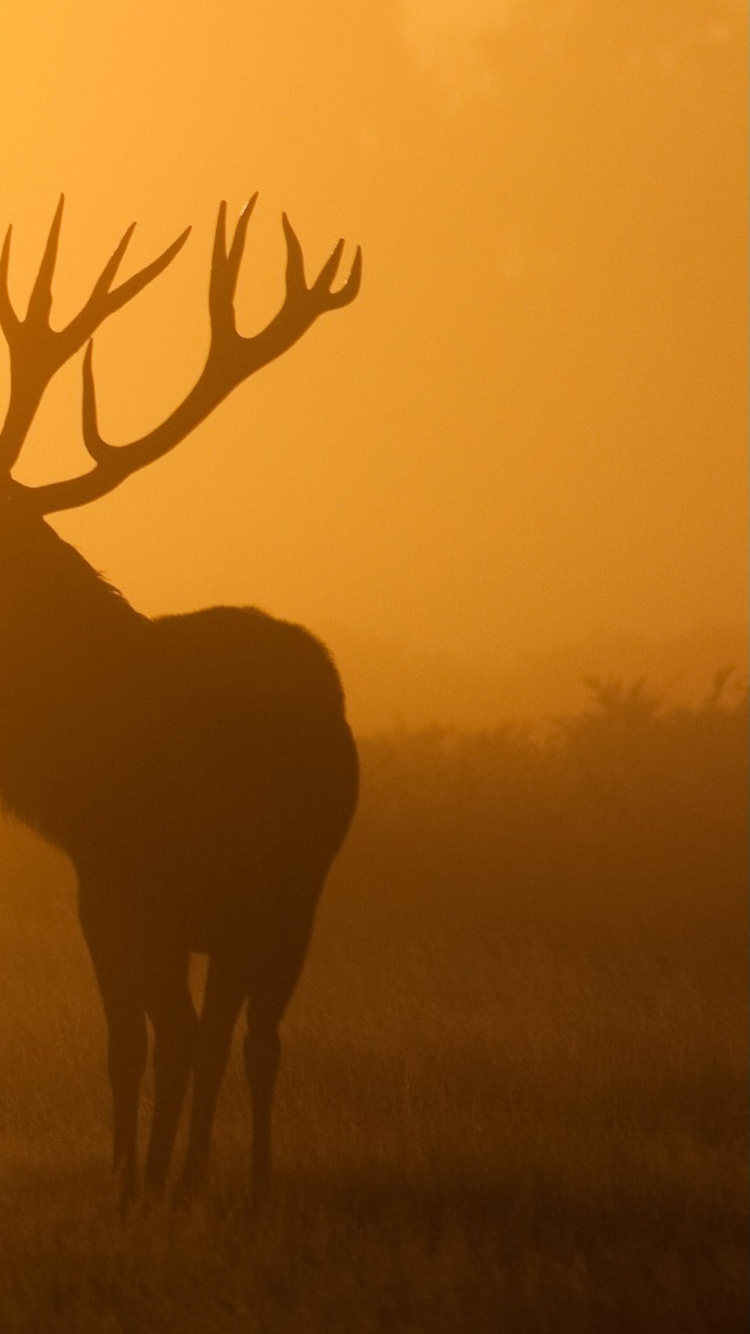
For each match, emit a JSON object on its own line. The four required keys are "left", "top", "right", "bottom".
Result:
{"left": 0, "top": 2, "right": 746, "bottom": 1331}
{"left": 0, "top": 683, "right": 747, "bottom": 1330}
{"left": 1, "top": 1, "right": 746, "bottom": 731}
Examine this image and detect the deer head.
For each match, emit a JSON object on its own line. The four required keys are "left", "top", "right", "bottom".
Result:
{"left": 0, "top": 196, "right": 361, "bottom": 514}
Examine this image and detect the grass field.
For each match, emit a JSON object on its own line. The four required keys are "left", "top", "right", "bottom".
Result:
{"left": 0, "top": 683, "right": 746, "bottom": 1332}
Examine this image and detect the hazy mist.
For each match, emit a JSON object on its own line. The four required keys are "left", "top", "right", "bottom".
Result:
{"left": 2, "top": 1, "right": 746, "bottom": 729}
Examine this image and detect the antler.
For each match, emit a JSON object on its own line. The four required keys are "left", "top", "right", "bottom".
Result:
{"left": 0, "top": 196, "right": 191, "bottom": 476}
{"left": 3, "top": 195, "right": 361, "bottom": 514}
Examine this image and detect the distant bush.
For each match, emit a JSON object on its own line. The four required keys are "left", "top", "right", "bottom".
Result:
{"left": 0, "top": 673, "right": 745, "bottom": 924}
{"left": 345, "top": 674, "right": 749, "bottom": 913}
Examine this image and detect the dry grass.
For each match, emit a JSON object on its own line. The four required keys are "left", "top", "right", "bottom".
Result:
{"left": 0, "top": 693, "right": 746, "bottom": 1332}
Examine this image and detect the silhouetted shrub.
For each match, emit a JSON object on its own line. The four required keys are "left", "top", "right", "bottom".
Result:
{"left": 1, "top": 674, "right": 746, "bottom": 927}
{"left": 344, "top": 676, "right": 748, "bottom": 917}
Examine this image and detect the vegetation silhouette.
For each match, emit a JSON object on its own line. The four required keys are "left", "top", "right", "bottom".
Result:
{"left": 350, "top": 672, "right": 748, "bottom": 918}
{"left": 0, "top": 196, "right": 361, "bottom": 1209}
{"left": 0, "top": 678, "right": 745, "bottom": 1330}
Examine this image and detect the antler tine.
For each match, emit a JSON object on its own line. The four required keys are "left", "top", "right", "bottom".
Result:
{"left": 88, "top": 222, "right": 138, "bottom": 299}
{"left": 14, "top": 198, "right": 361, "bottom": 514}
{"left": 63, "top": 223, "right": 192, "bottom": 356}
{"left": 225, "top": 195, "right": 259, "bottom": 290}
{"left": 0, "top": 227, "right": 17, "bottom": 335}
{"left": 314, "top": 237, "right": 346, "bottom": 290}
{"left": 282, "top": 216, "right": 362, "bottom": 311}
{"left": 210, "top": 202, "right": 228, "bottom": 292}
{"left": 209, "top": 195, "right": 258, "bottom": 327}
{"left": 0, "top": 200, "right": 191, "bottom": 474}
{"left": 82, "top": 342, "right": 117, "bottom": 467}
{"left": 26, "top": 194, "right": 65, "bottom": 324}
{"left": 318, "top": 242, "right": 363, "bottom": 308}
{"left": 281, "top": 213, "right": 308, "bottom": 296}
{"left": 105, "top": 227, "right": 192, "bottom": 313}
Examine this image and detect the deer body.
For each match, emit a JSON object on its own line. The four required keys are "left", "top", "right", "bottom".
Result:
{"left": 0, "top": 198, "right": 361, "bottom": 1205}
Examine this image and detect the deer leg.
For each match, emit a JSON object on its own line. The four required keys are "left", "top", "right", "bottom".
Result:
{"left": 82, "top": 927, "right": 147, "bottom": 1214}
{"left": 108, "top": 1005, "right": 147, "bottom": 1212}
{"left": 143, "top": 952, "right": 198, "bottom": 1198}
{"left": 244, "top": 890, "right": 318, "bottom": 1198}
{"left": 244, "top": 1006, "right": 282, "bottom": 1195}
{"left": 177, "top": 954, "right": 246, "bottom": 1198}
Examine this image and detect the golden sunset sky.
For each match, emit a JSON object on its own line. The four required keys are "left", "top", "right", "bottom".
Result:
{"left": 1, "top": 2, "right": 746, "bottom": 726}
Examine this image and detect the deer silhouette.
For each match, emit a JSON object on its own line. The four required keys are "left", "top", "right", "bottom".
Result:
{"left": 0, "top": 196, "right": 361, "bottom": 1208}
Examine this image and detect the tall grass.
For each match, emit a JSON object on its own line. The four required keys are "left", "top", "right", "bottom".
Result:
{"left": 0, "top": 679, "right": 746, "bottom": 1332}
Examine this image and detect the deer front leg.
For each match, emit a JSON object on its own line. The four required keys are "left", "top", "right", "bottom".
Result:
{"left": 82, "top": 921, "right": 147, "bottom": 1214}
{"left": 244, "top": 1012, "right": 282, "bottom": 1195}
{"left": 178, "top": 953, "right": 246, "bottom": 1200}
{"left": 107, "top": 1005, "right": 148, "bottom": 1212}
{"left": 143, "top": 950, "right": 198, "bottom": 1199}
{"left": 244, "top": 889, "right": 318, "bottom": 1200}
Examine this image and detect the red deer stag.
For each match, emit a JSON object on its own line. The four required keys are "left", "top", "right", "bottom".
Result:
{"left": 0, "top": 196, "right": 361, "bottom": 1209}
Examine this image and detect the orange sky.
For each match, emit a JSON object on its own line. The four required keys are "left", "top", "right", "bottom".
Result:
{"left": 1, "top": 2, "right": 747, "bottom": 726}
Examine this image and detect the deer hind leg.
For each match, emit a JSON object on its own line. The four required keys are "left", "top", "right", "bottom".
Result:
{"left": 244, "top": 1005, "right": 282, "bottom": 1196}
{"left": 82, "top": 927, "right": 147, "bottom": 1214}
{"left": 107, "top": 1004, "right": 147, "bottom": 1213}
{"left": 177, "top": 953, "right": 246, "bottom": 1199}
{"left": 143, "top": 950, "right": 198, "bottom": 1198}
{"left": 244, "top": 889, "right": 319, "bottom": 1197}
